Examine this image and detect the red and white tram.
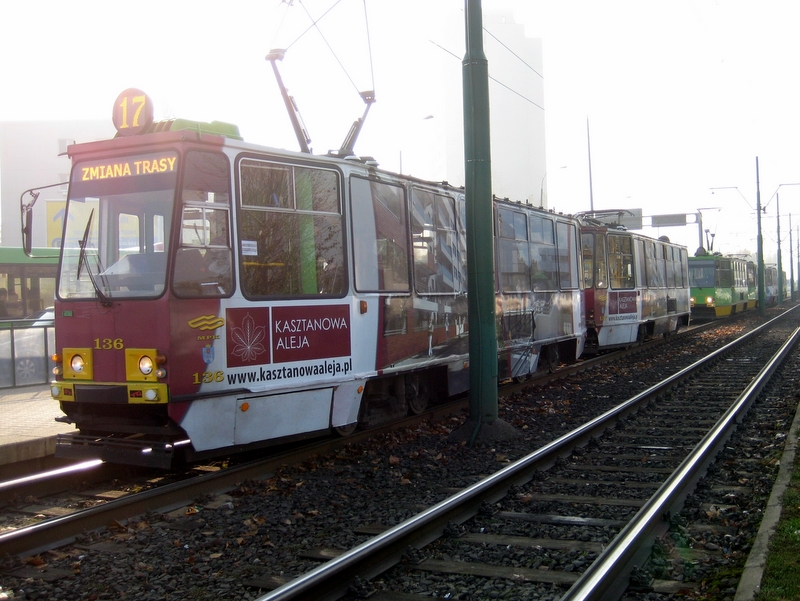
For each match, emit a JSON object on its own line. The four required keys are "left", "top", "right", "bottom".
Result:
{"left": 579, "top": 213, "right": 691, "bottom": 352}
{"left": 38, "top": 90, "right": 585, "bottom": 468}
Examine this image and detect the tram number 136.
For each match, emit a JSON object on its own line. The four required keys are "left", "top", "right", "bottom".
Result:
{"left": 193, "top": 371, "right": 225, "bottom": 385}
{"left": 95, "top": 338, "right": 124, "bottom": 350}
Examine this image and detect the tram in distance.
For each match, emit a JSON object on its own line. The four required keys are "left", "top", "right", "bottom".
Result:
{"left": 33, "top": 89, "right": 588, "bottom": 468}
{"left": 688, "top": 252, "right": 756, "bottom": 319}
{"left": 763, "top": 264, "right": 790, "bottom": 306}
{"left": 579, "top": 212, "right": 691, "bottom": 352}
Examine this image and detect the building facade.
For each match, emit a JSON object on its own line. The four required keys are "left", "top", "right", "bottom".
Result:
{"left": 0, "top": 120, "right": 113, "bottom": 249}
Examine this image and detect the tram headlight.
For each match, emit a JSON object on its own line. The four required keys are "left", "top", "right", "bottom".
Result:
{"left": 706, "top": 296, "right": 715, "bottom": 306}
{"left": 70, "top": 354, "right": 85, "bottom": 373}
{"left": 62, "top": 348, "right": 93, "bottom": 380}
{"left": 126, "top": 348, "right": 164, "bottom": 382}
{"left": 139, "top": 356, "right": 154, "bottom": 376}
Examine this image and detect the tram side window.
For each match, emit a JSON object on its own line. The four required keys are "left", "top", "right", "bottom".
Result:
{"left": 717, "top": 259, "right": 732, "bottom": 287}
{"left": 497, "top": 207, "right": 530, "bottom": 292}
{"left": 174, "top": 152, "right": 234, "bottom": 297}
{"left": 556, "top": 221, "right": 579, "bottom": 289}
{"left": 529, "top": 215, "right": 557, "bottom": 290}
{"left": 581, "top": 232, "right": 607, "bottom": 289}
{"left": 680, "top": 250, "right": 687, "bottom": 286}
{"left": 671, "top": 248, "right": 681, "bottom": 287}
{"left": 747, "top": 262, "right": 756, "bottom": 289}
{"left": 595, "top": 233, "right": 607, "bottom": 288}
{"left": 665, "top": 246, "right": 676, "bottom": 287}
{"left": 679, "top": 249, "right": 689, "bottom": 287}
{"left": 643, "top": 241, "right": 663, "bottom": 288}
{"left": 736, "top": 261, "right": 746, "bottom": 287}
{"left": 608, "top": 235, "right": 634, "bottom": 289}
{"left": 581, "top": 233, "right": 594, "bottom": 288}
{"left": 238, "top": 160, "right": 345, "bottom": 298}
{"left": 411, "top": 189, "right": 463, "bottom": 294}
{"left": 351, "top": 177, "right": 410, "bottom": 293}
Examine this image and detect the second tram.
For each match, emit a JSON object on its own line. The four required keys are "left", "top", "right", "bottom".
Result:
{"left": 580, "top": 214, "right": 691, "bottom": 352}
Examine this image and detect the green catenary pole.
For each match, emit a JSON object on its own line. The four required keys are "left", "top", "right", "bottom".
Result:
{"left": 777, "top": 193, "right": 783, "bottom": 304}
{"left": 463, "top": 0, "right": 498, "bottom": 426}
{"left": 756, "top": 157, "right": 765, "bottom": 315}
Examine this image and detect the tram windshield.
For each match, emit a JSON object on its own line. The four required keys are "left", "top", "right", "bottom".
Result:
{"left": 58, "top": 152, "right": 176, "bottom": 300}
{"left": 689, "top": 260, "right": 715, "bottom": 288}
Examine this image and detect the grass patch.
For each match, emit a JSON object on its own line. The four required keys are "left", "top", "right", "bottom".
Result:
{"left": 756, "top": 468, "right": 800, "bottom": 600}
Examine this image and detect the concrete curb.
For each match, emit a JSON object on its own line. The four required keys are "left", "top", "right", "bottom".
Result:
{"left": 734, "top": 392, "right": 800, "bottom": 600}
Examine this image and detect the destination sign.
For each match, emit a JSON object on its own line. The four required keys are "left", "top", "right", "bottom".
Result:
{"left": 76, "top": 153, "right": 178, "bottom": 183}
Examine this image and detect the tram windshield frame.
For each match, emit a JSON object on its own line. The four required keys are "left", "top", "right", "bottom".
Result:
{"left": 57, "top": 151, "right": 177, "bottom": 301}
{"left": 689, "top": 259, "right": 716, "bottom": 288}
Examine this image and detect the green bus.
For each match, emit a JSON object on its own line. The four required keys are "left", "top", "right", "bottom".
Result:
{"left": 0, "top": 248, "right": 58, "bottom": 387}
{"left": 0, "top": 247, "right": 58, "bottom": 319}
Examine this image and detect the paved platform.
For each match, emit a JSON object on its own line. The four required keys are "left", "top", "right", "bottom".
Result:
{"left": 0, "top": 384, "right": 75, "bottom": 466}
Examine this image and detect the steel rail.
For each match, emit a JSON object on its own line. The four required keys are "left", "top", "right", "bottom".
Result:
{"left": 0, "top": 397, "right": 469, "bottom": 557}
{"left": 560, "top": 326, "right": 800, "bottom": 601}
{"left": 254, "top": 307, "right": 799, "bottom": 601}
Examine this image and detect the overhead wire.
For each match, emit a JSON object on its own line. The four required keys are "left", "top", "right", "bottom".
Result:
{"left": 269, "top": 0, "right": 294, "bottom": 49}
{"left": 428, "top": 40, "right": 544, "bottom": 112}
{"left": 280, "top": 0, "right": 373, "bottom": 99}
{"left": 483, "top": 27, "right": 543, "bottom": 80}
{"left": 361, "top": 0, "right": 376, "bottom": 95}
{"left": 273, "top": 2, "right": 537, "bottom": 112}
{"left": 283, "top": 0, "right": 343, "bottom": 51}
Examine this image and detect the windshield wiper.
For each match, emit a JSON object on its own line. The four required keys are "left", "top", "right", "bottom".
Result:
{"left": 76, "top": 210, "right": 112, "bottom": 307}
{"left": 76, "top": 209, "right": 93, "bottom": 280}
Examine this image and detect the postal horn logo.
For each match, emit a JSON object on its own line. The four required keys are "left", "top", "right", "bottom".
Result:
{"left": 188, "top": 315, "right": 225, "bottom": 331}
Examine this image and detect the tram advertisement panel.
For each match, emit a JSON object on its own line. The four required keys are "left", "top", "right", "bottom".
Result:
{"left": 225, "top": 305, "right": 351, "bottom": 368}
{"left": 608, "top": 291, "right": 638, "bottom": 317}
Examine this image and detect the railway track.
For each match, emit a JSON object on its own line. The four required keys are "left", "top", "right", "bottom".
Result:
{"left": 0, "top": 318, "right": 720, "bottom": 539}
{"left": 248, "top": 307, "right": 800, "bottom": 600}
{"left": 0, "top": 308, "right": 789, "bottom": 599}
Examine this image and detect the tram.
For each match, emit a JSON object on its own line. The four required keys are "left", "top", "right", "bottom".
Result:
{"left": 32, "top": 89, "right": 586, "bottom": 468}
{"left": 688, "top": 252, "right": 752, "bottom": 318}
{"left": 579, "top": 212, "right": 691, "bottom": 352}
{"left": 765, "top": 265, "right": 779, "bottom": 305}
